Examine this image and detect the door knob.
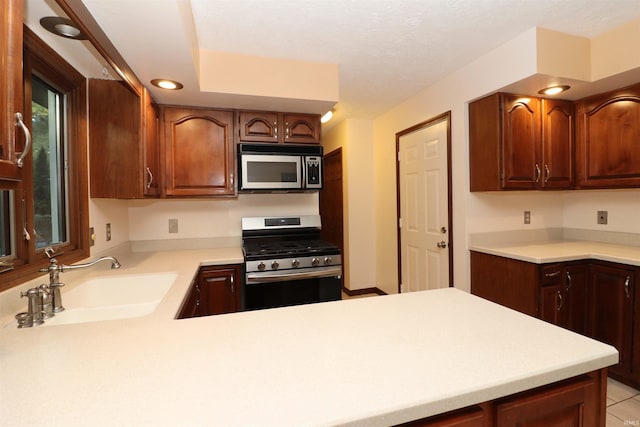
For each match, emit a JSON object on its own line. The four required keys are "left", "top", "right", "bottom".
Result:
{"left": 437, "top": 241, "right": 447, "bottom": 249}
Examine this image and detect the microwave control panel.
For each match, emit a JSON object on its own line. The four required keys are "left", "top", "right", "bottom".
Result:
{"left": 305, "top": 156, "right": 322, "bottom": 189}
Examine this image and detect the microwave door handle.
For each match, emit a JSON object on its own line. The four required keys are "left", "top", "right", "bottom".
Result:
{"left": 301, "top": 156, "right": 307, "bottom": 189}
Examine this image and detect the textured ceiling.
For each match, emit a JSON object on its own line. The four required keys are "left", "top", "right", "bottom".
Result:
{"left": 80, "top": 0, "right": 640, "bottom": 124}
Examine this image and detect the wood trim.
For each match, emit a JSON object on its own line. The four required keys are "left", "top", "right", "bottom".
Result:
{"left": 395, "top": 111, "right": 453, "bottom": 293}
{"left": 54, "top": 0, "right": 143, "bottom": 96}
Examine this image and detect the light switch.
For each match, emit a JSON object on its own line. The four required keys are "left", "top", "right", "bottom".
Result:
{"left": 169, "top": 218, "right": 178, "bottom": 233}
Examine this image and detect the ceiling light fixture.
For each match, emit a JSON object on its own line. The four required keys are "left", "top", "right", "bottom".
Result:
{"left": 538, "top": 85, "right": 570, "bottom": 96}
{"left": 40, "top": 17, "right": 87, "bottom": 40}
{"left": 151, "top": 79, "right": 184, "bottom": 90}
{"left": 320, "top": 110, "right": 333, "bottom": 124}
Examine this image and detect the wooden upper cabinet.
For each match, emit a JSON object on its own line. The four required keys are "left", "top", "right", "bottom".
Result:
{"left": 238, "top": 111, "right": 279, "bottom": 142}
{"left": 541, "top": 99, "right": 574, "bottom": 188}
{"left": 576, "top": 83, "right": 640, "bottom": 188}
{"left": 238, "top": 111, "right": 321, "bottom": 144}
{"left": 502, "top": 95, "right": 541, "bottom": 189}
{"left": 469, "top": 93, "right": 574, "bottom": 191}
{"left": 0, "top": 0, "right": 24, "bottom": 180}
{"left": 89, "top": 79, "right": 143, "bottom": 198}
{"left": 142, "top": 88, "right": 160, "bottom": 196}
{"left": 162, "top": 106, "right": 235, "bottom": 196}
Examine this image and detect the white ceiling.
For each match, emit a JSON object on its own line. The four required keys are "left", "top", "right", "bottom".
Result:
{"left": 39, "top": 0, "right": 640, "bottom": 125}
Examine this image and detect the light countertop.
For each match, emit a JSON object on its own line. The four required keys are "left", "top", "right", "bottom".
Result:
{"left": 470, "top": 240, "right": 640, "bottom": 266}
{"left": 0, "top": 248, "right": 618, "bottom": 426}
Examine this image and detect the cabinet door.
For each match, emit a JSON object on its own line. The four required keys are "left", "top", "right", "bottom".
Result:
{"left": 576, "top": 84, "right": 640, "bottom": 188}
{"left": 89, "top": 79, "right": 143, "bottom": 198}
{"left": 142, "top": 88, "right": 160, "bottom": 196}
{"left": 0, "top": 0, "right": 24, "bottom": 180}
{"left": 238, "top": 111, "right": 279, "bottom": 142}
{"left": 564, "top": 265, "right": 588, "bottom": 335}
{"left": 502, "top": 95, "right": 541, "bottom": 189}
{"left": 398, "top": 406, "right": 485, "bottom": 426}
{"left": 282, "top": 113, "right": 321, "bottom": 144}
{"left": 588, "top": 263, "right": 634, "bottom": 378}
{"left": 196, "top": 266, "right": 239, "bottom": 316}
{"left": 496, "top": 375, "right": 598, "bottom": 427}
{"left": 163, "top": 107, "right": 235, "bottom": 196}
{"left": 541, "top": 99, "right": 574, "bottom": 189}
{"left": 540, "top": 265, "right": 566, "bottom": 327}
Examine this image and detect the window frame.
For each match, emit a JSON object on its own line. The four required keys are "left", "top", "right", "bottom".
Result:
{"left": 0, "top": 26, "right": 89, "bottom": 292}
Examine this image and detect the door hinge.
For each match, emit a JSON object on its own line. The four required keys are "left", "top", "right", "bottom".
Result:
{"left": 398, "top": 218, "right": 402, "bottom": 228}
{"left": 397, "top": 151, "right": 401, "bottom": 162}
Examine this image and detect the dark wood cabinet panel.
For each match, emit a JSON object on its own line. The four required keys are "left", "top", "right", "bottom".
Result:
{"left": 541, "top": 99, "right": 574, "bottom": 188}
{"left": 502, "top": 95, "right": 541, "bottom": 189}
{"left": 576, "top": 83, "right": 640, "bottom": 188}
{"left": 588, "top": 262, "right": 634, "bottom": 379}
{"left": 470, "top": 251, "right": 539, "bottom": 317}
{"left": 495, "top": 373, "right": 600, "bottom": 427}
{"left": 162, "top": 106, "right": 235, "bottom": 196}
{"left": 176, "top": 265, "right": 241, "bottom": 318}
{"left": 0, "top": 0, "right": 23, "bottom": 180}
{"left": 238, "top": 111, "right": 321, "bottom": 144}
{"left": 398, "top": 370, "right": 606, "bottom": 427}
{"left": 469, "top": 94, "right": 573, "bottom": 191}
{"left": 89, "top": 79, "right": 143, "bottom": 198}
{"left": 238, "top": 111, "right": 278, "bottom": 142}
{"left": 142, "top": 88, "right": 160, "bottom": 196}
{"left": 539, "top": 263, "right": 588, "bottom": 335}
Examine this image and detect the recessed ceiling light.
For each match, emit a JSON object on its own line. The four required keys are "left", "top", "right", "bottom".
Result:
{"left": 320, "top": 110, "right": 333, "bottom": 124}
{"left": 151, "top": 79, "right": 184, "bottom": 90}
{"left": 40, "top": 17, "right": 87, "bottom": 40}
{"left": 538, "top": 85, "right": 570, "bottom": 96}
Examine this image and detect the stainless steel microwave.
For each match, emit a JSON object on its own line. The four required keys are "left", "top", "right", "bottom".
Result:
{"left": 238, "top": 143, "right": 323, "bottom": 192}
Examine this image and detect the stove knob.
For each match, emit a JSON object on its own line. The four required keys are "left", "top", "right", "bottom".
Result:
{"left": 311, "top": 257, "right": 320, "bottom": 267}
{"left": 324, "top": 256, "right": 333, "bottom": 265}
{"left": 271, "top": 261, "right": 280, "bottom": 270}
{"left": 258, "top": 262, "right": 266, "bottom": 271}
{"left": 291, "top": 259, "right": 300, "bottom": 268}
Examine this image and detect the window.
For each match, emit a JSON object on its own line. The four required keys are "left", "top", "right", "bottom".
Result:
{"left": 31, "top": 77, "right": 68, "bottom": 249}
{"left": 0, "top": 27, "right": 89, "bottom": 292}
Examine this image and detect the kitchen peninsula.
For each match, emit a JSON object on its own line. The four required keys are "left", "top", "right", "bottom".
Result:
{"left": 0, "top": 247, "right": 617, "bottom": 426}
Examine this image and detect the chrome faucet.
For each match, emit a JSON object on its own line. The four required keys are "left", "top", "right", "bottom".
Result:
{"left": 40, "top": 256, "right": 121, "bottom": 314}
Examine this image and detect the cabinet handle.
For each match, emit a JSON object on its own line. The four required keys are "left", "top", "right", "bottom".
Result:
{"left": 545, "top": 270, "right": 561, "bottom": 278}
{"left": 230, "top": 275, "right": 234, "bottom": 292}
{"left": 274, "top": 122, "right": 278, "bottom": 139}
{"left": 15, "top": 113, "right": 32, "bottom": 168}
{"left": 557, "top": 290, "right": 563, "bottom": 311}
{"left": 285, "top": 122, "right": 289, "bottom": 139}
{"left": 535, "top": 164, "right": 541, "bottom": 182}
{"left": 146, "top": 167, "right": 153, "bottom": 189}
{"left": 565, "top": 271, "right": 572, "bottom": 292}
{"left": 544, "top": 164, "right": 550, "bottom": 183}
{"left": 624, "top": 276, "right": 631, "bottom": 299}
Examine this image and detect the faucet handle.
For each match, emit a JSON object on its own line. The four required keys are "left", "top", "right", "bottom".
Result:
{"left": 44, "top": 245, "right": 64, "bottom": 259}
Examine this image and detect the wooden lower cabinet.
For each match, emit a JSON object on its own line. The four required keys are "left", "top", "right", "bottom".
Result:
{"left": 397, "top": 370, "right": 605, "bottom": 427}
{"left": 588, "top": 262, "right": 635, "bottom": 379}
{"left": 176, "top": 264, "right": 242, "bottom": 319}
{"left": 471, "top": 251, "right": 640, "bottom": 388}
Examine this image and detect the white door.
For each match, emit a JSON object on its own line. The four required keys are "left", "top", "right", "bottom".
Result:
{"left": 398, "top": 116, "right": 450, "bottom": 292}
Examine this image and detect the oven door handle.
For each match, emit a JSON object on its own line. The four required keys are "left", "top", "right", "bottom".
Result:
{"left": 246, "top": 266, "right": 342, "bottom": 284}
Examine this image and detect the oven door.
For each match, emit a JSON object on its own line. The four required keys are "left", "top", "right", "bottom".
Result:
{"left": 244, "top": 266, "right": 342, "bottom": 310}
{"left": 240, "top": 154, "right": 302, "bottom": 190}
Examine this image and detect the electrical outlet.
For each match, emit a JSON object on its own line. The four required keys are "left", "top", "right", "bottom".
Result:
{"left": 524, "top": 211, "right": 531, "bottom": 224}
{"left": 169, "top": 218, "right": 178, "bottom": 234}
{"left": 597, "top": 211, "right": 608, "bottom": 225}
{"left": 106, "top": 223, "right": 111, "bottom": 241}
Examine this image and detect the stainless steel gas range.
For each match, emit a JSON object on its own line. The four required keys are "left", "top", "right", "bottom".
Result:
{"left": 241, "top": 215, "right": 342, "bottom": 310}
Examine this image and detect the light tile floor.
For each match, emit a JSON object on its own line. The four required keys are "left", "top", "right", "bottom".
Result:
{"left": 608, "top": 379, "right": 640, "bottom": 426}
{"left": 342, "top": 292, "right": 640, "bottom": 426}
